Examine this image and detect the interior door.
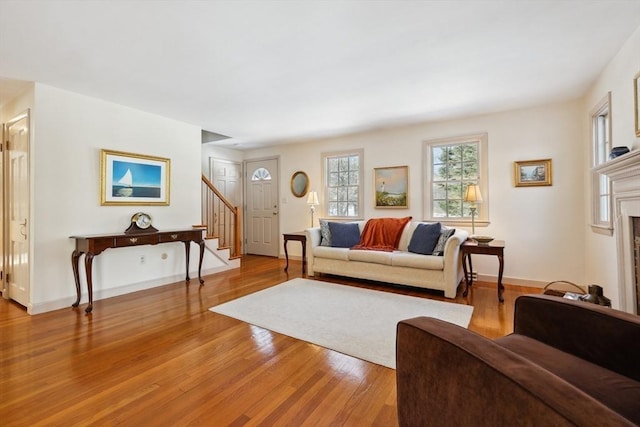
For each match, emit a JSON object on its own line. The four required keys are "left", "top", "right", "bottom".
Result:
{"left": 4, "top": 111, "right": 30, "bottom": 307}
{"left": 245, "top": 158, "right": 279, "bottom": 257}
{"left": 209, "top": 158, "right": 243, "bottom": 250}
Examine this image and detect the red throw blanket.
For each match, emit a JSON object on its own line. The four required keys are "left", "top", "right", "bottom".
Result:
{"left": 352, "top": 217, "right": 412, "bottom": 252}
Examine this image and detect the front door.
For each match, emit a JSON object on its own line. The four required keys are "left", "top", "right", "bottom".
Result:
{"left": 245, "top": 158, "right": 279, "bottom": 257}
{"left": 4, "top": 111, "right": 30, "bottom": 307}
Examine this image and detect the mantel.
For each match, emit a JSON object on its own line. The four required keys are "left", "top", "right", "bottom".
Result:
{"left": 594, "top": 149, "right": 640, "bottom": 181}
{"left": 592, "top": 148, "right": 640, "bottom": 314}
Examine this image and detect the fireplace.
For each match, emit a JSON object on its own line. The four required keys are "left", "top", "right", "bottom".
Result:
{"left": 597, "top": 149, "right": 640, "bottom": 314}
{"left": 634, "top": 217, "right": 640, "bottom": 312}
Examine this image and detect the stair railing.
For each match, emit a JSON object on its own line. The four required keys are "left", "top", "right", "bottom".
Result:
{"left": 201, "top": 174, "right": 241, "bottom": 258}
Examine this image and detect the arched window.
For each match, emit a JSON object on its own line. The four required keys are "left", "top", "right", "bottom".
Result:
{"left": 251, "top": 167, "right": 272, "bottom": 181}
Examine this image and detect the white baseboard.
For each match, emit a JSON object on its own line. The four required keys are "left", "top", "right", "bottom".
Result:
{"left": 29, "top": 264, "right": 240, "bottom": 315}
{"left": 476, "top": 274, "right": 547, "bottom": 288}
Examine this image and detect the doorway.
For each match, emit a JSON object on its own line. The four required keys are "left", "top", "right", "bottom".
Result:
{"left": 244, "top": 157, "right": 279, "bottom": 257}
{"left": 209, "top": 157, "right": 243, "bottom": 252}
{"left": 2, "top": 110, "right": 30, "bottom": 307}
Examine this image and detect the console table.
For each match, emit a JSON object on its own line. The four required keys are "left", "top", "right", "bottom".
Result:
{"left": 70, "top": 228, "right": 205, "bottom": 313}
{"left": 461, "top": 239, "right": 505, "bottom": 302}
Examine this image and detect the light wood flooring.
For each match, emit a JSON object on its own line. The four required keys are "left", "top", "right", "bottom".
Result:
{"left": 0, "top": 255, "right": 541, "bottom": 426}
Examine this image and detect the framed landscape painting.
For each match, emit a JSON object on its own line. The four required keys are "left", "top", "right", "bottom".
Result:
{"left": 100, "top": 149, "right": 170, "bottom": 205}
{"left": 374, "top": 165, "right": 408, "bottom": 208}
{"left": 514, "top": 159, "right": 552, "bottom": 187}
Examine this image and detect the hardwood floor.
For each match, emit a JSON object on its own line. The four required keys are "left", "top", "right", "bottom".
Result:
{"left": 0, "top": 255, "right": 541, "bottom": 426}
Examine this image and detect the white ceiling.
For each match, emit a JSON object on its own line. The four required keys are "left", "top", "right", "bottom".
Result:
{"left": 1, "top": 1, "right": 640, "bottom": 150}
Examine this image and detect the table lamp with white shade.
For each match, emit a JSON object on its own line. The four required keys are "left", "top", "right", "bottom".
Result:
{"left": 464, "top": 184, "right": 483, "bottom": 237}
{"left": 306, "top": 190, "right": 319, "bottom": 227}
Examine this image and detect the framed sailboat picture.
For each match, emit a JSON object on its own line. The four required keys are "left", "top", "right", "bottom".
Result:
{"left": 100, "top": 149, "right": 170, "bottom": 205}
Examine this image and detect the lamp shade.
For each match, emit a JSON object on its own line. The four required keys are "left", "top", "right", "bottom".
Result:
{"left": 306, "top": 191, "right": 319, "bottom": 205}
{"left": 464, "top": 185, "right": 483, "bottom": 203}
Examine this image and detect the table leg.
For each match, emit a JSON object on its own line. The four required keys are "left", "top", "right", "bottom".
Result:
{"left": 71, "top": 250, "right": 82, "bottom": 308}
{"left": 497, "top": 254, "right": 505, "bottom": 303}
{"left": 462, "top": 253, "right": 469, "bottom": 296}
{"left": 284, "top": 239, "right": 290, "bottom": 271}
{"left": 462, "top": 253, "right": 474, "bottom": 297}
{"left": 84, "top": 253, "right": 94, "bottom": 314}
{"left": 184, "top": 241, "right": 191, "bottom": 282}
{"left": 301, "top": 239, "right": 306, "bottom": 275}
{"left": 197, "top": 240, "right": 205, "bottom": 285}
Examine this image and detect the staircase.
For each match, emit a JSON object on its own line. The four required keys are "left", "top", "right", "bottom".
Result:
{"left": 200, "top": 174, "right": 242, "bottom": 273}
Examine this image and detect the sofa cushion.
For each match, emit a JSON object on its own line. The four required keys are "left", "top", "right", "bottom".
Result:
{"left": 328, "top": 221, "right": 361, "bottom": 248}
{"left": 496, "top": 334, "right": 640, "bottom": 424}
{"left": 312, "top": 246, "right": 350, "bottom": 261}
{"left": 348, "top": 249, "right": 393, "bottom": 265}
{"left": 432, "top": 228, "right": 455, "bottom": 256}
{"left": 319, "top": 219, "right": 331, "bottom": 246}
{"left": 391, "top": 252, "right": 444, "bottom": 269}
{"left": 408, "top": 222, "right": 442, "bottom": 255}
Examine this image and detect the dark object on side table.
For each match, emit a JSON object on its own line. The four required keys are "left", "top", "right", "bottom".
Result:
{"left": 609, "top": 146, "right": 630, "bottom": 159}
{"left": 396, "top": 294, "right": 640, "bottom": 426}
{"left": 580, "top": 284, "right": 612, "bottom": 307}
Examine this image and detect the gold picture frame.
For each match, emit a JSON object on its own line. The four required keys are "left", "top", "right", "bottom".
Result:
{"left": 290, "top": 170, "right": 309, "bottom": 198}
{"left": 514, "top": 159, "right": 552, "bottom": 187}
{"left": 374, "top": 165, "right": 408, "bottom": 208}
{"left": 634, "top": 70, "right": 640, "bottom": 137}
{"left": 100, "top": 149, "right": 170, "bottom": 205}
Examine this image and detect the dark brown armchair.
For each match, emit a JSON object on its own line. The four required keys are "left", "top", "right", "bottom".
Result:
{"left": 396, "top": 294, "right": 640, "bottom": 426}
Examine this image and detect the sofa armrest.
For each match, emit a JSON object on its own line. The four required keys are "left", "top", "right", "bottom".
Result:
{"left": 305, "top": 227, "right": 321, "bottom": 276}
{"left": 442, "top": 229, "right": 468, "bottom": 265}
{"left": 440, "top": 229, "right": 468, "bottom": 298}
{"left": 396, "top": 317, "right": 633, "bottom": 427}
{"left": 513, "top": 294, "right": 640, "bottom": 382}
{"left": 305, "top": 227, "right": 321, "bottom": 248}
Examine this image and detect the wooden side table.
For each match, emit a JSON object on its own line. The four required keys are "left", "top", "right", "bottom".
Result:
{"left": 461, "top": 239, "right": 505, "bottom": 302}
{"left": 283, "top": 231, "right": 307, "bottom": 274}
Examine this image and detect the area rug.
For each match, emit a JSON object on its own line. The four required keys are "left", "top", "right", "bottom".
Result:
{"left": 209, "top": 278, "right": 473, "bottom": 369}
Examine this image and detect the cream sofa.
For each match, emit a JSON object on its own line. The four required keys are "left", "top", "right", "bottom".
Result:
{"left": 305, "top": 220, "right": 469, "bottom": 298}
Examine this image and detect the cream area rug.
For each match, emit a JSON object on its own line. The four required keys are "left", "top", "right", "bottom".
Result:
{"left": 209, "top": 278, "right": 474, "bottom": 369}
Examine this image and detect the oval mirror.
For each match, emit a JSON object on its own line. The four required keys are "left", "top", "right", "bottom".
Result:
{"left": 290, "top": 171, "right": 309, "bottom": 198}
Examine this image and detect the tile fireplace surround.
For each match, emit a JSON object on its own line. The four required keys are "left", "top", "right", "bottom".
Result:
{"left": 596, "top": 149, "right": 640, "bottom": 314}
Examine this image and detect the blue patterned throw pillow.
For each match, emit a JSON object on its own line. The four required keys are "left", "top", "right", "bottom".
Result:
{"left": 432, "top": 228, "right": 455, "bottom": 256}
{"left": 319, "top": 219, "right": 331, "bottom": 247}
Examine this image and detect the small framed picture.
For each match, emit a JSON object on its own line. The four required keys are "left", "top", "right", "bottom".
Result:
{"left": 634, "top": 70, "right": 640, "bottom": 137}
{"left": 374, "top": 165, "right": 408, "bottom": 208}
{"left": 100, "top": 149, "right": 170, "bottom": 205}
{"left": 514, "top": 159, "right": 552, "bottom": 187}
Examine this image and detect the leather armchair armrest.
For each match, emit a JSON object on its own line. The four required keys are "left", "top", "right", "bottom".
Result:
{"left": 396, "top": 317, "right": 632, "bottom": 427}
{"left": 513, "top": 294, "right": 640, "bottom": 381}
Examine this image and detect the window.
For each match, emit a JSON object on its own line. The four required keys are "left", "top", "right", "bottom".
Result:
{"left": 251, "top": 167, "right": 271, "bottom": 181}
{"left": 322, "top": 149, "right": 363, "bottom": 218}
{"left": 590, "top": 92, "right": 612, "bottom": 233}
{"left": 423, "top": 133, "right": 488, "bottom": 225}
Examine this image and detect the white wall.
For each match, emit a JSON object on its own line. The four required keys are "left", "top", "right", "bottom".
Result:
{"left": 244, "top": 99, "right": 586, "bottom": 288}
{"left": 30, "top": 84, "right": 207, "bottom": 313}
{"left": 583, "top": 25, "right": 640, "bottom": 307}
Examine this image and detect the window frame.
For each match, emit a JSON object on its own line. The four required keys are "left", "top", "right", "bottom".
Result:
{"left": 422, "top": 133, "right": 489, "bottom": 226}
{"left": 321, "top": 148, "right": 364, "bottom": 220}
{"left": 590, "top": 92, "right": 613, "bottom": 235}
